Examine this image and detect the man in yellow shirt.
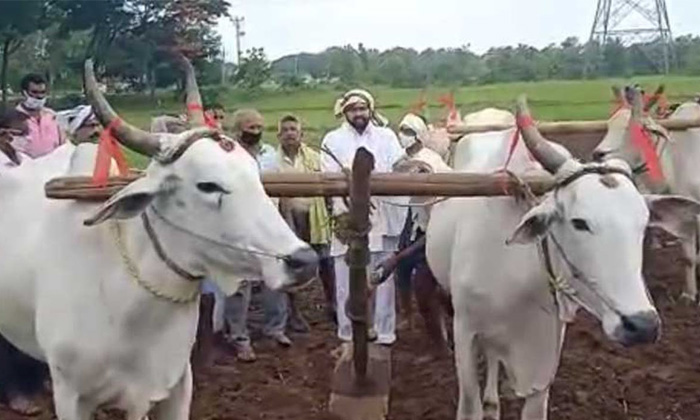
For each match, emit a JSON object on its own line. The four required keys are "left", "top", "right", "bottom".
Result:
{"left": 276, "top": 114, "right": 336, "bottom": 326}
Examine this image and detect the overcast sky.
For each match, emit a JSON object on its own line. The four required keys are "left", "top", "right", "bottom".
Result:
{"left": 217, "top": 0, "right": 700, "bottom": 61}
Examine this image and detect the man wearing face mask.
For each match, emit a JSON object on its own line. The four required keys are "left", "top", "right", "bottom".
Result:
{"left": 389, "top": 112, "right": 453, "bottom": 358}
{"left": 321, "top": 89, "right": 405, "bottom": 346}
{"left": 209, "top": 109, "right": 291, "bottom": 363}
{"left": 13, "top": 73, "right": 65, "bottom": 159}
{"left": 57, "top": 105, "right": 102, "bottom": 144}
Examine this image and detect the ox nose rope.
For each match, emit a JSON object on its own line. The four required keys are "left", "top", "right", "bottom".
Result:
{"left": 507, "top": 167, "right": 632, "bottom": 319}
{"left": 110, "top": 204, "right": 299, "bottom": 305}
{"left": 147, "top": 205, "right": 289, "bottom": 261}
{"left": 142, "top": 212, "right": 204, "bottom": 282}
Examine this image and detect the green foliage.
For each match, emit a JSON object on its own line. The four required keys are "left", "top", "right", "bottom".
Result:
{"left": 0, "top": 0, "right": 53, "bottom": 105}
{"left": 272, "top": 37, "right": 700, "bottom": 88}
{"left": 235, "top": 47, "right": 271, "bottom": 90}
{"left": 1, "top": 0, "right": 229, "bottom": 106}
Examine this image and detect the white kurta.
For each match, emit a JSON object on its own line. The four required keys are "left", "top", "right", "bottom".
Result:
{"left": 321, "top": 122, "right": 405, "bottom": 344}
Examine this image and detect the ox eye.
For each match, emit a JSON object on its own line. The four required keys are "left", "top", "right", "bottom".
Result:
{"left": 571, "top": 218, "right": 591, "bottom": 232}
{"left": 197, "top": 182, "right": 227, "bottom": 194}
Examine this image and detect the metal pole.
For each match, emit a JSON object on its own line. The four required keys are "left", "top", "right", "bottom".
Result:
{"left": 232, "top": 16, "right": 245, "bottom": 66}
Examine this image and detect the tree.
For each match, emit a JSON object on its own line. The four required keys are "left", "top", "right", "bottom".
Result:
{"left": 51, "top": 0, "right": 228, "bottom": 97}
{"left": 51, "top": 0, "right": 136, "bottom": 64}
{"left": 602, "top": 38, "right": 629, "bottom": 77}
{"left": 0, "top": 0, "right": 51, "bottom": 107}
{"left": 235, "top": 48, "right": 271, "bottom": 89}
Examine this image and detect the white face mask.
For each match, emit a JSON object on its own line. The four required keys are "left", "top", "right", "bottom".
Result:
{"left": 399, "top": 133, "right": 417, "bottom": 149}
{"left": 22, "top": 93, "right": 46, "bottom": 110}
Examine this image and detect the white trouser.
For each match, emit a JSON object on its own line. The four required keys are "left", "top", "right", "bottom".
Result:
{"left": 335, "top": 252, "right": 396, "bottom": 345}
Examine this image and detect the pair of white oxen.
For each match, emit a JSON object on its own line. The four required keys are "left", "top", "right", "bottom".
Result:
{"left": 1, "top": 59, "right": 700, "bottom": 420}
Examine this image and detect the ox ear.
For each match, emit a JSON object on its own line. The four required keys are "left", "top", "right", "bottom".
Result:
{"left": 645, "top": 195, "right": 700, "bottom": 240}
{"left": 84, "top": 175, "right": 173, "bottom": 226}
{"left": 507, "top": 198, "right": 559, "bottom": 245}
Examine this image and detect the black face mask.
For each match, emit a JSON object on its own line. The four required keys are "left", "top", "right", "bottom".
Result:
{"left": 240, "top": 130, "right": 262, "bottom": 145}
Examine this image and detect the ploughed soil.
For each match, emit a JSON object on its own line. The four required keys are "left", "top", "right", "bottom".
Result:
{"left": 2, "top": 231, "right": 699, "bottom": 420}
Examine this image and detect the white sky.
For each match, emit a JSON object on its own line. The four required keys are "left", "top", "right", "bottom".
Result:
{"left": 217, "top": 0, "right": 700, "bottom": 62}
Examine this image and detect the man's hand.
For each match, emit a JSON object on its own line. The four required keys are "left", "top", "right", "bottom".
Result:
{"left": 0, "top": 129, "right": 21, "bottom": 165}
{"left": 369, "top": 253, "right": 400, "bottom": 289}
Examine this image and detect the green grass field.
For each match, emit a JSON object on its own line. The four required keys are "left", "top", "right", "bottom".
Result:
{"left": 112, "top": 75, "right": 700, "bottom": 167}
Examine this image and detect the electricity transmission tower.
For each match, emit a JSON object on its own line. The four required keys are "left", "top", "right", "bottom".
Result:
{"left": 590, "top": 0, "right": 674, "bottom": 73}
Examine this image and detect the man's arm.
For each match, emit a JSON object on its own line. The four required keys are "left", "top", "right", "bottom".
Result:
{"left": 385, "top": 129, "right": 404, "bottom": 170}
{"left": 320, "top": 132, "right": 343, "bottom": 173}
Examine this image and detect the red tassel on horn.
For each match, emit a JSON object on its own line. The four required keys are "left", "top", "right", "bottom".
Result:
{"left": 187, "top": 103, "right": 218, "bottom": 128}
{"left": 409, "top": 91, "right": 428, "bottom": 115}
{"left": 438, "top": 92, "right": 459, "bottom": 125}
{"left": 92, "top": 118, "right": 130, "bottom": 187}
{"left": 502, "top": 115, "right": 535, "bottom": 170}
{"left": 629, "top": 121, "right": 663, "bottom": 182}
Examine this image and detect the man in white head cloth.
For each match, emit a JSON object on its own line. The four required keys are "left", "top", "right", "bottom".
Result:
{"left": 396, "top": 113, "right": 451, "bottom": 172}
{"left": 389, "top": 112, "right": 453, "bottom": 358}
{"left": 321, "top": 89, "right": 405, "bottom": 346}
{"left": 57, "top": 105, "right": 102, "bottom": 144}
{"left": 394, "top": 112, "right": 452, "bottom": 252}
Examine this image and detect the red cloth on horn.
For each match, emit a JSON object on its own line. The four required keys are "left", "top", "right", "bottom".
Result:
{"left": 629, "top": 120, "right": 663, "bottom": 182}
{"left": 92, "top": 118, "right": 129, "bottom": 187}
{"left": 502, "top": 115, "right": 535, "bottom": 170}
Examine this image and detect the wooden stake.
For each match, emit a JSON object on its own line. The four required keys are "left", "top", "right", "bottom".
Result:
{"left": 329, "top": 148, "right": 391, "bottom": 420}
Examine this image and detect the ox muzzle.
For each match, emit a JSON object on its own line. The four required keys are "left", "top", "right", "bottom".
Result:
{"left": 614, "top": 310, "right": 661, "bottom": 346}
{"left": 282, "top": 246, "right": 319, "bottom": 289}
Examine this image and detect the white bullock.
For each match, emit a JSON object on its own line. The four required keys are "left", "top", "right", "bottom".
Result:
{"left": 426, "top": 94, "right": 700, "bottom": 420}
{"left": 0, "top": 60, "right": 318, "bottom": 420}
{"left": 593, "top": 87, "right": 700, "bottom": 302}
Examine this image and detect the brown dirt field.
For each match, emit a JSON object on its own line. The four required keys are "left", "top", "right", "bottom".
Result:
{"left": 2, "top": 233, "right": 699, "bottom": 420}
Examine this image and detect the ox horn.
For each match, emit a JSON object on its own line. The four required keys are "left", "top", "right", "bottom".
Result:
{"left": 176, "top": 53, "right": 206, "bottom": 127}
{"left": 612, "top": 85, "right": 627, "bottom": 106}
{"left": 515, "top": 95, "right": 567, "bottom": 174}
{"left": 644, "top": 84, "right": 665, "bottom": 112}
{"left": 629, "top": 86, "right": 644, "bottom": 122}
{"left": 83, "top": 59, "right": 161, "bottom": 157}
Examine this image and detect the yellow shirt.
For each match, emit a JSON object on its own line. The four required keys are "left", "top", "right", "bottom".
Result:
{"left": 276, "top": 144, "right": 331, "bottom": 245}
{"left": 277, "top": 148, "right": 314, "bottom": 211}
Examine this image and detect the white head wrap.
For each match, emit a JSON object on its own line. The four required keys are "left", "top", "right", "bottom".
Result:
{"left": 333, "top": 89, "right": 388, "bottom": 127}
{"left": 150, "top": 114, "right": 188, "bottom": 134}
{"left": 57, "top": 105, "right": 95, "bottom": 135}
{"left": 398, "top": 113, "right": 429, "bottom": 148}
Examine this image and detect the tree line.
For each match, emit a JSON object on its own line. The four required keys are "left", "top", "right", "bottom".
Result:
{"left": 271, "top": 37, "right": 700, "bottom": 88}
{"left": 0, "top": 0, "right": 231, "bottom": 108}
{"left": 2, "top": 0, "right": 700, "bottom": 107}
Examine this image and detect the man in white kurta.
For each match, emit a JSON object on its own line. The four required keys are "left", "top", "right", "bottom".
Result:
{"left": 321, "top": 89, "right": 404, "bottom": 345}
